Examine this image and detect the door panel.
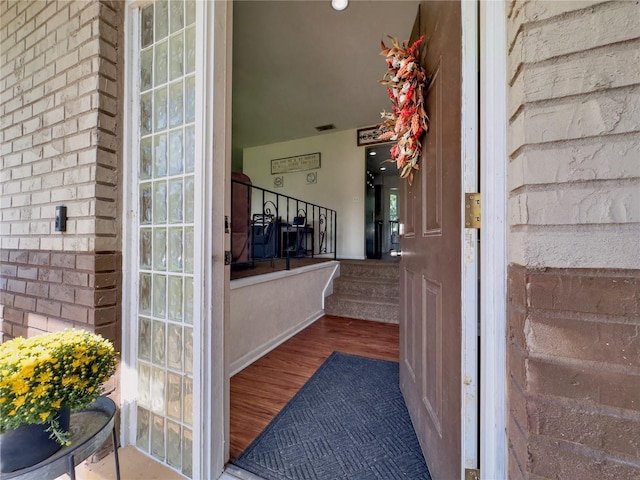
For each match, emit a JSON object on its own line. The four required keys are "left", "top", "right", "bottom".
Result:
{"left": 399, "top": 2, "right": 463, "bottom": 480}
{"left": 403, "top": 268, "right": 417, "bottom": 382}
{"left": 423, "top": 63, "right": 442, "bottom": 235}
{"left": 403, "top": 181, "right": 416, "bottom": 237}
{"left": 422, "top": 276, "right": 442, "bottom": 437}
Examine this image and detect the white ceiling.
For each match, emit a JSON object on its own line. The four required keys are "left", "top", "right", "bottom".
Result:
{"left": 232, "top": 0, "right": 420, "bottom": 169}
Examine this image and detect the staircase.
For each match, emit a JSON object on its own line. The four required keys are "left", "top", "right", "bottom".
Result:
{"left": 324, "top": 259, "right": 400, "bottom": 324}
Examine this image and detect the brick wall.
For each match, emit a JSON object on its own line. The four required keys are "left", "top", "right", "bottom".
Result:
{"left": 0, "top": 250, "right": 121, "bottom": 340}
{"left": 506, "top": 1, "right": 640, "bottom": 478}
{"left": 507, "top": 0, "right": 640, "bottom": 268}
{"left": 507, "top": 266, "right": 640, "bottom": 478}
{"left": 0, "top": 0, "right": 123, "bottom": 345}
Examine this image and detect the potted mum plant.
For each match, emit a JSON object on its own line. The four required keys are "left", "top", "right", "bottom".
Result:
{"left": 0, "top": 329, "right": 117, "bottom": 472}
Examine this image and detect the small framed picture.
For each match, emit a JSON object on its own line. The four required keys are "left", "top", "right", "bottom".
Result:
{"left": 306, "top": 172, "right": 317, "bottom": 184}
{"left": 273, "top": 176, "right": 284, "bottom": 188}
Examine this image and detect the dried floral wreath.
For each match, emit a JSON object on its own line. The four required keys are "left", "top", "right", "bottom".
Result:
{"left": 378, "top": 35, "right": 429, "bottom": 185}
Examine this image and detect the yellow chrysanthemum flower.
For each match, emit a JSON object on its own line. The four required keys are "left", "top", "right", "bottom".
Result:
{"left": 20, "top": 360, "right": 37, "bottom": 379}
{"left": 11, "top": 379, "right": 29, "bottom": 395}
{"left": 62, "top": 375, "right": 80, "bottom": 387}
{"left": 37, "top": 371, "right": 53, "bottom": 383}
{"left": 33, "top": 384, "right": 49, "bottom": 398}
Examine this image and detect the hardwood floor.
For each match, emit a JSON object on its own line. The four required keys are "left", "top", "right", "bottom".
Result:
{"left": 229, "top": 315, "right": 399, "bottom": 460}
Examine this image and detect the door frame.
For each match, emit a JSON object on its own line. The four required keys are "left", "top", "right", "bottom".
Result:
{"left": 120, "top": 0, "right": 138, "bottom": 456}
{"left": 210, "top": 2, "right": 509, "bottom": 479}
{"left": 202, "top": 0, "right": 230, "bottom": 477}
{"left": 460, "top": 0, "right": 479, "bottom": 475}
{"left": 479, "top": 1, "right": 508, "bottom": 479}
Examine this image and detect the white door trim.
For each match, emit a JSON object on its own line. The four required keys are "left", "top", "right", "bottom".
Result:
{"left": 460, "top": 0, "right": 479, "bottom": 476}
{"left": 480, "top": 1, "right": 509, "bottom": 479}
{"left": 198, "top": 0, "right": 215, "bottom": 477}
{"left": 206, "top": 0, "right": 233, "bottom": 477}
{"left": 120, "top": 0, "right": 140, "bottom": 449}
{"left": 201, "top": 0, "right": 231, "bottom": 477}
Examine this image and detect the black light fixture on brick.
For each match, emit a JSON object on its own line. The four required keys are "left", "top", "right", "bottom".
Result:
{"left": 55, "top": 205, "right": 67, "bottom": 232}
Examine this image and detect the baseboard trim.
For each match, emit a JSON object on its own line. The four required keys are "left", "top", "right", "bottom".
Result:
{"left": 229, "top": 310, "right": 324, "bottom": 377}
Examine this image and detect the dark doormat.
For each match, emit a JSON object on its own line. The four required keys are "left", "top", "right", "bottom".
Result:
{"left": 232, "top": 352, "right": 432, "bottom": 480}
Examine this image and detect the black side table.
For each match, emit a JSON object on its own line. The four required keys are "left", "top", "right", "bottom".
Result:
{"left": 1, "top": 396, "right": 120, "bottom": 480}
{"left": 280, "top": 225, "right": 314, "bottom": 257}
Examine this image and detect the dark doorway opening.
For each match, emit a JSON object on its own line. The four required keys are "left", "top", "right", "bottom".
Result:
{"left": 365, "top": 143, "right": 399, "bottom": 259}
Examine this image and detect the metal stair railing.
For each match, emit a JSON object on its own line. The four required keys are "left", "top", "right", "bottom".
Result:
{"left": 231, "top": 179, "right": 337, "bottom": 268}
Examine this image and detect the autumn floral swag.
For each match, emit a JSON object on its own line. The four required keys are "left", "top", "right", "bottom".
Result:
{"left": 378, "top": 35, "right": 429, "bottom": 185}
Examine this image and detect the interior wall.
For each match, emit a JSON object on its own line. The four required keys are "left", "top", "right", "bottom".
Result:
{"left": 505, "top": 1, "right": 640, "bottom": 478}
{"left": 242, "top": 129, "right": 367, "bottom": 259}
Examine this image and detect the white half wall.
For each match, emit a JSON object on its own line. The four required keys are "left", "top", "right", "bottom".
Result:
{"left": 229, "top": 261, "right": 339, "bottom": 376}
{"left": 242, "top": 129, "right": 367, "bottom": 259}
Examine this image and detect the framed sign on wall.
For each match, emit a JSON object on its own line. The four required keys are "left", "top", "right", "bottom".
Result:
{"left": 271, "top": 152, "right": 321, "bottom": 174}
{"left": 357, "top": 126, "right": 388, "bottom": 146}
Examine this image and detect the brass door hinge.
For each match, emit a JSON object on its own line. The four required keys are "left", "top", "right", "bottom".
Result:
{"left": 224, "top": 251, "right": 232, "bottom": 265}
{"left": 465, "top": 193, "right": 481, "bottom": 229}
{"left": 465, "top": 468, "right": 480, "bottom": 480}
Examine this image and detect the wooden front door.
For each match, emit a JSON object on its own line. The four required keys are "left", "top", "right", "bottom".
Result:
{"left": 399, "top": 2, "right": 463, "bottom": 479}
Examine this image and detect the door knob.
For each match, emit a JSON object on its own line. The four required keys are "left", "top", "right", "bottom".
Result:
{"left": 390, "top": 249, "right": 402, "bottom": 257}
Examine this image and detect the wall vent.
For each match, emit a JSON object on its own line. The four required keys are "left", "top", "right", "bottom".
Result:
{"left": 315, "top": 123, "right": 336, "bottom": 132}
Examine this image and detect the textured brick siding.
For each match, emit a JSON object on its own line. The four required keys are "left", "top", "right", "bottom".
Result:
{"left": 0, "top": 0, "right": 123, "bottom": 346}
{"left": 507, "top": 0, "right": 640, "bottom": 269}
{"left": 0, "top": 249, "right": 121, "bottom": 344}
{"left": 508, "top": 266, "right": 640, "bottom": 478}
{"left": 0, "top": 0, "right": 121, "bottom": 253}
{"left": 507, "top": 1, "right": 640, "bottom": 477}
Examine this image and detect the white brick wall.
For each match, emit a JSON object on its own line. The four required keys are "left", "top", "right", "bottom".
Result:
{"left": 507, "top": 0, "right": 640, "bottom": 269}
{"left": 0, "top": 0, "right": 122, "bottom": 252}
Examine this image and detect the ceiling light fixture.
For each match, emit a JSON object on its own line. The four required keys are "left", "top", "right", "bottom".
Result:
{"left": 331, "top": 0, "right": 348, "bottom": 11}
{"left": 380, "top": 167, "right": 386, "bottom": 171}
{"left": 369, "top": 151, "right": 376, "bottom": 156}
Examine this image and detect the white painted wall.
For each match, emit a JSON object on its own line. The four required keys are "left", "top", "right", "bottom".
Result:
{"left": 229, "top": 261, "right": 339, "bottom": 375}
{"left": 242, "top": 129, "right": 367, "bottom": 259}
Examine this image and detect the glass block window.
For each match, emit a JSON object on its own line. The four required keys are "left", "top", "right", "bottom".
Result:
{"left": 136, "top": 1, "right": 196, "bottom": 477}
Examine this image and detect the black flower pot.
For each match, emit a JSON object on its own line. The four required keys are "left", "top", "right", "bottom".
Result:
{"left": 0, "top": 406, "right": 71, "bottom": 473}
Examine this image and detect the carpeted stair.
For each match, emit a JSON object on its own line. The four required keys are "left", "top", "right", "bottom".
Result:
{"left": 324, "top": 259, "right": 400, "bottom": 324}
